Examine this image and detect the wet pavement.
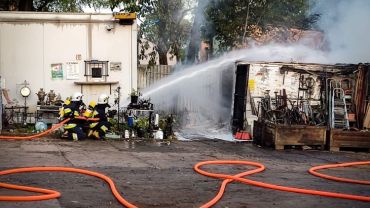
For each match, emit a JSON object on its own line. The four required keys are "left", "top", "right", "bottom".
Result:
{"left": 0, "top": 138, "right": 369, "bottom": 208}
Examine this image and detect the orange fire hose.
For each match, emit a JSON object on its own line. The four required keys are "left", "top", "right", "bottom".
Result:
{"left": 0, "top": 167, "right": 137, "bottom": 208}
{"left": 0, "top": 161, "right": 369, "bottom": 207}
{"left": 0, "top": 118, "right": 70, "bottom": 140}
{"left": 309, "top": 161, "right": 370, "bottom": 185}
{"left": 194, "top": 160, "right": 370, "bottom": 208}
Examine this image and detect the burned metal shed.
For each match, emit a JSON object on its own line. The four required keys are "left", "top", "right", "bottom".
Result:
{"left": 231, "top": 61, "right": 370, "bottom": 151}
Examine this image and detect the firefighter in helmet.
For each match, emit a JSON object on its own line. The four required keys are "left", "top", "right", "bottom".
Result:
{"left": 60, "top": 92, "right": 86, "bottom": 141}
{"left": 89, "top": 94, "right": 111, "bottom": 139}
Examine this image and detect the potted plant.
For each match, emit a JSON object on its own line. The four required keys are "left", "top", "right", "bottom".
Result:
{"left": 129, "top": 88, "right": 140, "bottom": 104}
{"left": 135, "top": 117, "right": 149, "bottom": 138}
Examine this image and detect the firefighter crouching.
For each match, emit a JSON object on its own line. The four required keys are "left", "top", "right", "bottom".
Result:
{"left": 59, "top": 92, "right": 86, "bottom": 141}
{"left": 88, "top": 94, "right": 112, "bottom": 139}
{"left": 84, "top": 101, "right": 99, "bottom": 138}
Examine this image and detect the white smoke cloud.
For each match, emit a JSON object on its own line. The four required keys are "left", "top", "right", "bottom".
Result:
{"left": 313, "top": 0, "right": 370, "bottom": 63}
{"left": 143, "top": 44, "right": 327, "bottom": 140}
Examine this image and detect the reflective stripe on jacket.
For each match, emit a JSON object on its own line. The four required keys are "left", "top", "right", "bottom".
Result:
{"left": 64, "top": 123, "right": 77, "bottom": 129}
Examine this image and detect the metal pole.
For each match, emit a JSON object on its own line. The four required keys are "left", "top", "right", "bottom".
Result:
{"left": 24, "top": 97, "right": 27, "bottom": 125}
{"left": 117, "top": 86, "right": 121, "bottom": 132}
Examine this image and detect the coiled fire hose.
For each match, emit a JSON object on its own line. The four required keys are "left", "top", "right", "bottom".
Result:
{"left": 0, "top": 160, "right": 369, "bottom": 208}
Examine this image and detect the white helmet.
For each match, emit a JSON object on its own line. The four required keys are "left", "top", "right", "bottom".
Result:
{"left": 98, "top": 94, "right": 109, "bottom": 104}
{"left": 72, "top": 92, "right": 83, "bottom": 101}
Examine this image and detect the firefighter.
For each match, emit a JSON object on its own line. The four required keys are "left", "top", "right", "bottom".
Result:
{"left": 60, "top": 92, "right": 86, "bottom": 141}
{"left": 89, "top": 94, "right": 111, "bottom": 139}
{"left": 58, "top": 96, "right": 72, "bottom": 118}
{"left": 83, "top": 101, "right": 98, "bottom": 118}
{"left": 83, "top": 101, "right": 99, "bottom": 138}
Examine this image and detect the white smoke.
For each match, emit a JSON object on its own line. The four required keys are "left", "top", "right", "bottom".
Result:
{"left": 313, "top": 0, "right": 370, "bottom": 63}
{"left": 143, "top": 44, "right": 327, "bottom": 140}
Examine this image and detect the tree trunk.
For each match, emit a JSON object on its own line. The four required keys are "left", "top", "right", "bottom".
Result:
{"left": 158, "top": 52, "right": 168, "bottom": 65}
{"left": 186, "top": 0, "right": 207, "bottom": 64}
{"left": 208, "top": 38, "right": 214, "bottom": 59}
{"left": 186, "top": 20, "right": 199, "bottom": 64}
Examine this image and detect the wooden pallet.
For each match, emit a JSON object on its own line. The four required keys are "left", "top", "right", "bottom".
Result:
{"left": 275, "top": 144, "right": 324, "bottom": 150}
{"left": 253, "top": 121, "right": 327, "bottom": 150}
{"left": 330, "top": 130, "right": 370, "bottom": 152}
{"left": 331, "top": 147, "right": 370, "bottom": 152}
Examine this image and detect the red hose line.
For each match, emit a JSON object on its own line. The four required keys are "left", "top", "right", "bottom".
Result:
{"left": 0, "top": 160, "right": 369, "bottom": 207}
{"left": 194, "top": 160, "right": 266, "bottom": 208}
{"left": 0, "top": 118, "right": 70, "bottom": 140}
{"left": 0, "top": 167, "right": 137, "bottom": 208}
{"left": 309, "top": 161, "right": 370, "bottom": 185}
{"left": 194, "top": 160, "right": 370, "bottom": 208}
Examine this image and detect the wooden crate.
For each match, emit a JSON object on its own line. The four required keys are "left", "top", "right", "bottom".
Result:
{"left": 253, "top": 120, "right": 263, "bottom": 145}
{"left": 330, "top": 130, "right": 370, "bottom": 151}
{"left": 253, "top": 121, "right": 274, "bottom": 147}
{"left": 253, "top": 121, "right": 326, "bottom": 150}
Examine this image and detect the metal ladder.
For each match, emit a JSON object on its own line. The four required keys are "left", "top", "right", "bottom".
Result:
{"left": 331, "top": 88, "right": 349, "bottom": 129}
{"left": 327, "top": 79, "right": 339, "bottom": 128}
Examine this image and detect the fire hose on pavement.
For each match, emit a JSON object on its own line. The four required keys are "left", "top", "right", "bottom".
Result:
{"left": 0, "top": 160, "right": 369, "bottom": 208}
{"left": 194, "top": 160, "right": 370, "bottom": 208}
{"left": 0, "top": 120, "right": 369, "bottom": 207}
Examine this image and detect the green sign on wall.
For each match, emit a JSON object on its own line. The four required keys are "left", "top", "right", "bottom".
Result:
{"left": 51, "top": 63, "right": 63, "bottom": 79}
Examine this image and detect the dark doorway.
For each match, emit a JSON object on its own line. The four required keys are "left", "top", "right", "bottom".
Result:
{"left": 232, "top": 64, "right": 249, "bottom": 133}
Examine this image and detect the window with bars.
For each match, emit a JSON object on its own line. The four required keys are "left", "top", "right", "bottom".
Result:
{"left": 84, "top": 60, "right": 109, "bottom": 82}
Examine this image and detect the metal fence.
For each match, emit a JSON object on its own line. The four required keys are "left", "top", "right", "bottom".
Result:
{"left": 137, "top": 65, "right": 174, "bottom": 91}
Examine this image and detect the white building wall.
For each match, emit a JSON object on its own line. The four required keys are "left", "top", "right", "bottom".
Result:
{"left": 0, "top": 23, "right": 45, "bottom": 107}
{"left": 43, "top": 23, "right": 87, "bottom": 102}
{"left": 0, "top": 12, "right": 137, "bottom": 111}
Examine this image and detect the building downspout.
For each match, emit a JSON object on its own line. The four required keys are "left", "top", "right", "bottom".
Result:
{"left": 131, "top": 24, "right": 133, "bottom": 91}
{"left": 88, "top": 14, "right": 92, "bottom": 59}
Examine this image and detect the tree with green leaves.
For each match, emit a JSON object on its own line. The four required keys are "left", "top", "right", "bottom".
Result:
{"left": 121, "top": 0, "right": 193, "bottom": 65}
{"left": 203, "top": 0, "right": 320, "bottom": 53}
{"left": 0, "top": 0, "right": 89, "bottom": 12}
{"left": 89, "top": 0, "right": 193, "bottom": 65}
{"left": 0, "top": 0, "right": 139, "bottom": 12}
